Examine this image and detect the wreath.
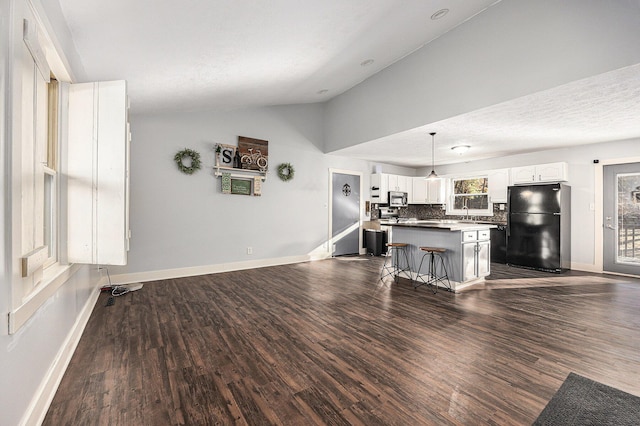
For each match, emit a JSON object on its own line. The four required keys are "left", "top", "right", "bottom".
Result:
{"left": 174, "top": 148, "right": 202, "bottom": 175}
{"left": 277, "top": 163, "right": 295, "bottom": 182}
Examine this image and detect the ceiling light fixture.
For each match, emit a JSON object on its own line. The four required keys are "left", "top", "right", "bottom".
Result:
{"left": 431, "top": 9, "right": 449, "bottom": 20}
{"left": 427, "top": 132, "right": 438, "bottom": 179}
{"left": 360, "top": 59, "right": 375, "bottom": 67}
{"left": 451, "top": 145, "right": 470, "bottom": 154}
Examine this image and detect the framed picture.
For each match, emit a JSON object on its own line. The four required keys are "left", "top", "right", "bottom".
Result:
{"left": 218, "top": 144, "right": 236, "bottom": 167}
{"left": 231, "top": 178, "right": 252, "bottom": 195}
{"left": 238, "top": 136, "right": 268, "bottom": 171}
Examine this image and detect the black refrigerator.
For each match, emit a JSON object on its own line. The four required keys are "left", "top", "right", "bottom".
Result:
{"left": 506, "top": 183, "right": 571, "bottom": 272}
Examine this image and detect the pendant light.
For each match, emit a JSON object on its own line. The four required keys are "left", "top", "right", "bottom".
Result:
{"left": 427, "top": 132, "right": 438, "bottom": 179}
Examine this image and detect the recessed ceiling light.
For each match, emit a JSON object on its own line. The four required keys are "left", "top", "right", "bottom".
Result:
{"left": 431, "top": 9, "right": 449, "bottom": 20}
{"left": 317, "top": 89, "right": 329, "bottom": 95}
{"left": 360, "top": 59, "right": 375, "bottom": 67}
{"left": 451, "top": 145, "right": 470, "bottom": 154}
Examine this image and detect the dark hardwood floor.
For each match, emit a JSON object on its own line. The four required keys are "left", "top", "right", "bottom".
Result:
{"left": 43, "top": 258, "right": 640, "bottom": 425}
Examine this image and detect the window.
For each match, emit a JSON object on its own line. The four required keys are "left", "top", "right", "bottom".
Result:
{"left": 44, "top": 79, "right": 58, "bottom": 267}
{"left": 447, "top": 176, "right": 493, "bottom": 216}
{"left": 10, "top": 10, "right": 70, "bottom": 333}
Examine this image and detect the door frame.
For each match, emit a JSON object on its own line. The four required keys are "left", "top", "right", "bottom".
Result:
{"left": 594, "top": 155, "right": 640, "bottom": 274}
{"left": 328, "top": 168, "right": 364, "bottom": 257}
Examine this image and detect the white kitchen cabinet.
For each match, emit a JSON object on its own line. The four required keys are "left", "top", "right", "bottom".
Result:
{"left": 411, "top": 178, "right": 427, "bottom": 204}
{"left": 511, "top": 162, "right": 568, "bottom": 185}
{"left": 397, "top": 175, "right": 410, "bottom": 193}
{"left": 371, "top": 173, "right": 389, "bottom": 204}
{"left": 427, "top": 178, "right": 444, "bottom": 204}
{"left": 387, "top": 174, "right": 398, "bottom": 192}
{"left": 67, "top": 80, "right": 130, "bottom": 265}
{"left": 410, "top": 177, "right": 444, "bottom": 204}
{"left": 488, "top": 168, "right": 510, "bottom": 203}
{"left": 461, "top": 230, "right": 491, "bottom": 281}
{"left": 372, "top": 173, "right": 412, "bottom": 204}
{"left": 387, "top": 174, "right": 410, "bottom": 192}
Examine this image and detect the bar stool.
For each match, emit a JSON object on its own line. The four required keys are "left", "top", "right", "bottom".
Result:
{"left": 413, "top": 246, "right": 452, "bottom": 293}
{"left": 379, "top": 243, "right": 412, "bottom": 283}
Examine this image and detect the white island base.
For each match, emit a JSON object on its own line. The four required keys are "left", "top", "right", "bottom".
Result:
{"left": 385, "top": 221, "right": 496, "bottom": 292}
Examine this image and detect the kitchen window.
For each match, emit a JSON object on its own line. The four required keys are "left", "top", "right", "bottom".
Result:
{"left": 447, "top": 175, "right": 493, "bottom": 217}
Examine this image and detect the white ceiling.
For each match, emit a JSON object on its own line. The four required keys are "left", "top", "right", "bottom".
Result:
{"left": 57, "top": 0, "right": 498, "bottom": 112}
{"left": 332, "top": 63, "right": 640, "bottom": 167}
{"left": 56, "top": 0, "right": 640, "bottom": 167}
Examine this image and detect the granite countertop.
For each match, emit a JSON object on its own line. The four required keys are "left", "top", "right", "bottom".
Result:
{"left": 378, "top": 219, "right": 498, "bottom": 231}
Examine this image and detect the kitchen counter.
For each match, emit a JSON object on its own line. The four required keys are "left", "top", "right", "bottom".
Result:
{"left": 381, "top": 220, "right": 496, "bottom": 291}
{"left": 380, "top": 219, "right": 498, "bottom": 231}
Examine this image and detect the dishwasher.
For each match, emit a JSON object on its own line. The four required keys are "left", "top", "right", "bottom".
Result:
{"left": 490, "top": 224, "right": 507, "bottom": 264}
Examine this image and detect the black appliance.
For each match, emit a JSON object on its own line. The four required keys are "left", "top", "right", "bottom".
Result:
{"left": 490, "top": 224, "right": 507, "bottom": 264}
{"left": 364, "top": 229, "right": 387, "bottom": 256}
{"left": 506, "top": 183, "right": 571, "bottom": 272}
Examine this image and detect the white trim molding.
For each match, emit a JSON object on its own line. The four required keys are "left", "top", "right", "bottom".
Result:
{"left": 21, "top": 284, "right": 103, "bottom": 426}
{"left": 593, "top": 155, "right": 640, "bottom": 274}
{"left": 328, "top": 168, "right": 365, "bottom": 257}
{"left": 109, "top": 254, "right": 329, "bottom": 285}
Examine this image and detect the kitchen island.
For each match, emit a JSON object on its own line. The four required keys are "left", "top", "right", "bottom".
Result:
{"left": 381, "top": 220, "right": 497, "bottom": 291}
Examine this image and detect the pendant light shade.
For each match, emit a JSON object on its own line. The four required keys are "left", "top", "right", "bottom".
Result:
{"left": 427, "top": 132, "right": 438, "bottom": 179}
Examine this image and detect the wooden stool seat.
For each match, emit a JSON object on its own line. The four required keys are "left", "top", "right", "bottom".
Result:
{"left": 387, "top": 242, "right": 409, "bottom": 248}
{"left": 419, "top": 246, "right": 446, "bottom": 253}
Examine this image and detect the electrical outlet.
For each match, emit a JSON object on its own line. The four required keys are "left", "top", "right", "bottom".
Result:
{"left": 247, "top": 247, "right": 253, "bottom": 255}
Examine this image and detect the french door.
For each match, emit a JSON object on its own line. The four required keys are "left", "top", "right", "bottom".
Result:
{"left": 603, "top": 163, "right": 640, "bottom": 276}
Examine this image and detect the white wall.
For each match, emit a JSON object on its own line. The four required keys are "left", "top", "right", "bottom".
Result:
{"left": 324, "top": 0, "right": 640, "bottom": 153}
{"left": 429, "top": 138, "right": 640, "bottom": 271}
{"left": 109, "top": 104, "right": 380, "bottom": 278}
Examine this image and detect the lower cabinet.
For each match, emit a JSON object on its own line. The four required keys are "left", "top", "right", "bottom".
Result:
{"left": 461, "top": 230, "right": 491, "bottom": 281}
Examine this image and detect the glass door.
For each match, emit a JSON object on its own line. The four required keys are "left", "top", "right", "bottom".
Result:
{"left": 603, "top": 163, "right": 640, "bottom": 275}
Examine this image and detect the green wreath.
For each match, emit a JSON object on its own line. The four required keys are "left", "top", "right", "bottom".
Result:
{"left": 174, "top": 148, "right": 201, "bottom": 174}
{"left": 277, "top": 163, "right": 295, "bottom": 182}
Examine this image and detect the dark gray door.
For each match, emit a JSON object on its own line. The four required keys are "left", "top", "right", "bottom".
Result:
{"left": 603, "top": 163, "right": 640, "bottom": 275}
{"left": 331, "top": 172, "right": 360, "bottom": 256}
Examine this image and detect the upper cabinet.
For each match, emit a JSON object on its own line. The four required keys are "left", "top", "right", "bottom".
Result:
{"left": 511, "top": 162, "right": 568, "bottom": 185}
{"left": 487, "top": 168, "right": 510, "bottom": 203}
{"left": 370, "top": 173, "right": 389, "bottom": 204}
{"left": 410, "top": 177, "right": 444, "bottom": 204}
{"left": 388, "top": 174, "right": 410, "bottom": 192}
{"left": 371, "top": 173, "right": 412, "bottom": 204}
{"left": 67, "top": 80, "right": 130, "bottom": 265}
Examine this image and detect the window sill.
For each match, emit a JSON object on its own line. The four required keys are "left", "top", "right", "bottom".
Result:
{"left": 8, "top": 263, "right": 82, "bottom": 334}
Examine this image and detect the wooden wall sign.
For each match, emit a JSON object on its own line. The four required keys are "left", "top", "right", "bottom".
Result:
{"left": 238, "top": 136, "right": 268, "bottom": 171}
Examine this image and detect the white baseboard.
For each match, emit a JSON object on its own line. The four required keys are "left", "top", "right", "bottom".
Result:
{"left": 22, "top": 278, "right": 105, "bottom": 426}
{"left": 570, "top": 261, "right": 601, "bottom": 273}
{"left": 109, "top": 253, "right": 331, "bottom": 285}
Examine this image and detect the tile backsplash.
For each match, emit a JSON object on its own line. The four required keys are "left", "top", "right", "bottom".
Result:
{"left": 371, "top": 203, "right": 507, "bottom": 223}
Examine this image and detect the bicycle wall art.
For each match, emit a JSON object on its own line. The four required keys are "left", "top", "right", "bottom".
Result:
{"left": 238, "top": 136, "right": 268, "bottom": 171}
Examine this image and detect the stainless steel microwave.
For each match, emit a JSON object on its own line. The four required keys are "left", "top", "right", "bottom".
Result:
{"left": 389, "top": 191, "right": 408, "bottom": 207}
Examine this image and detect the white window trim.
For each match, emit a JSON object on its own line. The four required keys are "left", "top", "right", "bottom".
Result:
{"left": 9, "top": 0, "right": 75, "bottom": 333}
{"left": 445, "top": 174, "right": 494, "bottom": 217}
{"left": 43, "top": 165, "right": 57, "bottom": 268}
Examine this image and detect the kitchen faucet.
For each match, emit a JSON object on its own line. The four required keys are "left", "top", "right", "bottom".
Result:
{"left": 463, "top": 204, "right": 469, "bottom": 220}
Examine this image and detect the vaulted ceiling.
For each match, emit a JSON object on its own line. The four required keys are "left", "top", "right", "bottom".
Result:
{"left": 55, "top": 0, "right": 640, "bottom": 167}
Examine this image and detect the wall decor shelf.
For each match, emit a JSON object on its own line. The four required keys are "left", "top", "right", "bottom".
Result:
{"left": 214, "top": 165, "right": 267, "bottom": 181}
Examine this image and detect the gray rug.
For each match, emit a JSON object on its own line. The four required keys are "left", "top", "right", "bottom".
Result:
{"left": 533, "top": 372, "right": 640, "bottom": 425}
